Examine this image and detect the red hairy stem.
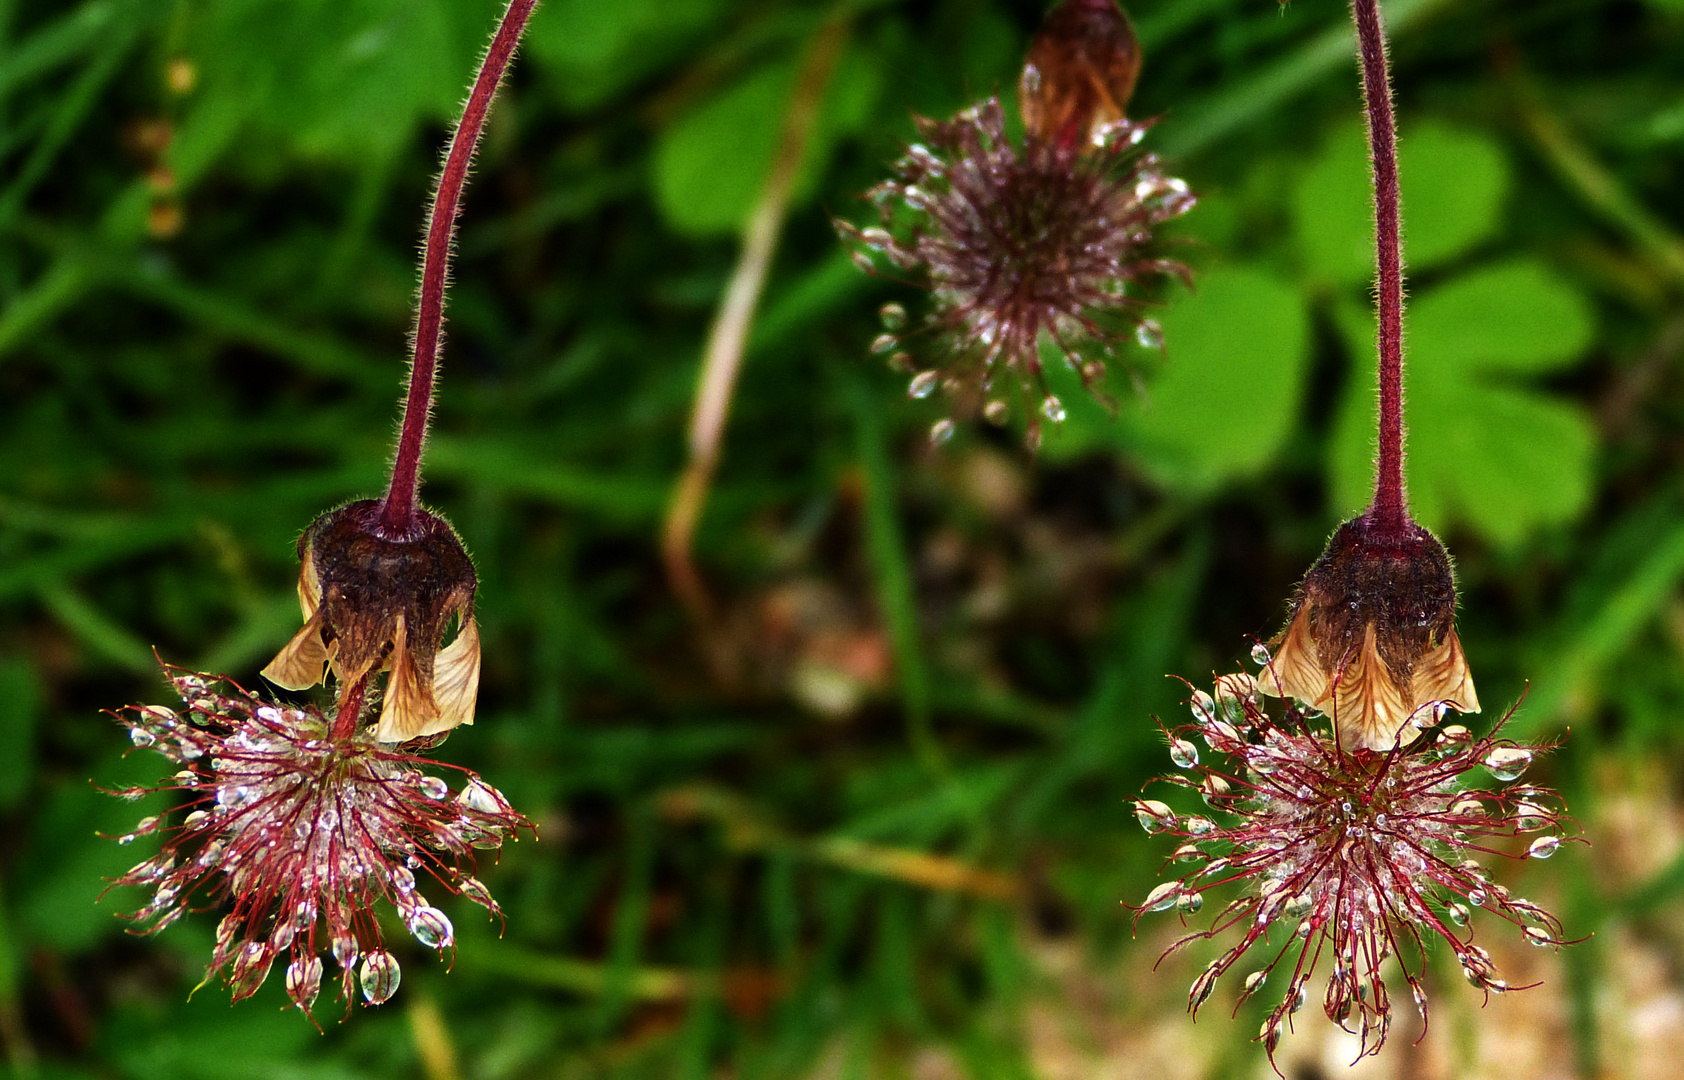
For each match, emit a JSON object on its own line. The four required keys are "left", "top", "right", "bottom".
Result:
{"left": 379, "top": 0, "right": 539, "bottom": 538}
{"left": 331, "top": 674, "right": 369, "bottom": 741}
{"left": 1351, "top": 0, "right": 1407, "bottom": 536}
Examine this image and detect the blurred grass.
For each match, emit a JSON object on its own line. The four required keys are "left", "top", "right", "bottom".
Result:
{"left": 1, "top": 0, "right": 1683, "bottom": 1077}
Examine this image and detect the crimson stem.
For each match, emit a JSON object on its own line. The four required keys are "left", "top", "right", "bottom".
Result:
{"left": 1351, "top": 0, "right": 1407, "bottom": 537}
{"left": 378, "top": 0, "right": 539, "bottom": 539}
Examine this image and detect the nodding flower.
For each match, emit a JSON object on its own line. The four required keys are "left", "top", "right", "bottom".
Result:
{"left": 1136, "top": 663, "right": 1574, "bottom": 1066}
{"left": 108, "top": 667, "right": 532, "bottom": 1018}
{"left": 263, "top": 500, "right": 481, "bottom": 746}
{"left": 840, "top": 0, "right": 1194, "bottom": 448}
{"left": 1261, "top": 513, "right": 1479, "bottom": 752}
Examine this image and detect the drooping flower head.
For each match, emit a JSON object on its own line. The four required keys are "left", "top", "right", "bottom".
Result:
{"left": 109, "top": 666, "right": 532, "bottom": 1019}
{"left": 1136, "top": 658, "right": 1574, "bottom": 1065}
{"left": 263, "top": 499, "right": 481, "bottom": 746}
{"left": 840, "top": 0, "right": 1194, "bottom": 447}
{"left": 1262, "top": 512, "right": 1478, "bottom": 751}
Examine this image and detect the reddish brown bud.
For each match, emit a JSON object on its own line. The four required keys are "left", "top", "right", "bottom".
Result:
{"left": 1260, "top": 514, "right": 1478, "bottom": 749}
{"left": 1018, "top": 0, "right": 1142, "bottom": 151}
{"left": 263, "top": 499, "right": 480, "bottom": 743}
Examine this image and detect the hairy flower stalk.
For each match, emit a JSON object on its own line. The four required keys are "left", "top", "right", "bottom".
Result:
{"left": 110, "top": 668, "right": 533, "bottom": 1018}
{"left": 1137, "top": 665, "right": 1574, "bottom": 1064}
{"left": 1260, "top": 0, "right": 1475, "bottom": 752}
{"left": 840, "top": 0, "right": 1194, "bottom": 448}
{"left": 106, "top": 0, "right": 540, "bottom": 1015}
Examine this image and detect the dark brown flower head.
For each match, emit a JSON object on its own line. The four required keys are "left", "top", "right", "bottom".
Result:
{"left": 1019, "top": 0, "right": 1142, "bottom": 150}
{"left": 264, "top": 499, "right": 480, "bottom": 745}
{"left": 108, "top": 666, "right": 532, "bottom": 1019}
{"left": 1137, "top": 670, "right": 1575, "bottom": 1067}
{"left": 1261, "top": 513, "right": 1478, "bottom": 751}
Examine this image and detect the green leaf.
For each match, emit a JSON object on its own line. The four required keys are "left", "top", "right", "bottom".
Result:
{"left": 1329, "top": 258, "right": 1598, "bottom": 545}
{"left": 186, "top": 0, "right": 504, "bottom": 161}
{"left": 524, "top": 0, "right": 731, "bottom": 112}
{"left": 1294, "top": 119, "right": 1511, "bottom": 285}
{"left": 1042, "top": 265, "right": 1311, "bottom": 493}
{"left": 652, "top": 46, "right": 881, "bottom": 236}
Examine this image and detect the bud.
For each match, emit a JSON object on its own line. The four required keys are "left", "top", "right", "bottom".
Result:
{"left": 263, "top": 499, "right": 481, "bottom": 743}
{"left": 1259, "top": 514, "right": 1478, "bottom": 750}
{"left": 1018, "top": 0, "right": 1142, "bottom": 150}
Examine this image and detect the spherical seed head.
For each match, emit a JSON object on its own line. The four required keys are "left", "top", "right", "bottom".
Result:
{"left": 108, "top": 666, "right": 531, "bottom": 1018}
{"left": 263, "top": 499, "right": 481, "bottom": 744}
{"left": 1262, "top": 513, "right": 1479, "bottom": 750}
{"left": 840, "top": 94, "right": 1194, "bottom": 446}
{"left": 1019, "top": 0, "right": 1142, "bottom": 150}
{"left": 1139, "top": 674, "right": 1574, "bottom": 1065}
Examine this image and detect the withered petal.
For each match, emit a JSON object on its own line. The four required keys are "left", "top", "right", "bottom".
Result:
{"left": 373, "top": 615, "right": 439, "bottom": 744}
{"left": 261, "top": 613, "right": 333, "bottom": 691}
{"left": 431, "top": 617, "right": 481, "bottom": 734}
{"left": 1258, "top": 605, "right": 1329, "bottom": 706}
{"left": 1328, "top": 624, "right": 1415, "bottom": 751}
{"left": 296, "top": 544, "right": 322, "bottom": 621}
{"left": 1414, "top": 627, "right": 1479, "bottom": 715}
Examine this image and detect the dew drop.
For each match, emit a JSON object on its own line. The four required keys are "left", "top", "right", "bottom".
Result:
{"left": 1483, "top": 747, "right": 1533, "bottom": 782}
{"left": 983, "top": 400, "right": 1010, "bottom": 426}
{"left": 286, "top": 955, "right": 323, "bottom": 1010}
{"left": 850, "top": 251, "right": 875, "bottom": 274}
{"left": 1186, "top": 816, "right": 1215, "bottom": 837}
{"left": 1468, "top": 888, "right": 1488, "bottom": 907}
{"left": 1250, "top": 642, "right": 1271, "bottom": 667}
{"left": 1177, "top": 890, "right": 1203, "bottom": 915}
{"left": 878, "top": 303, "right": 907, "bottom": 332}
{"left": 408, "top": 906, "right": 454, "bottom": 950}
{"left": 359, "top": 951, "right": 401, "bottom": 1005}
{"left": 908, "top": 371, "right": 940, "bottom": 399}
{"left": 1242, "top": 970, "right": 1267, "bottom": 998}
{"left": 929, "top": 419, "right": 956, "bottom": 446}
{"left": 869, "top": 333, "right": 899, "bottom": 356}
{"left": 1143, "top": 882, "right": 1180, "bottom": 912}
{"left": 418, "top": 776, "right": 450, "bottom": 800}
{"left": 130, "top": 727, "right": 157, "bottom": 748}
{"left": 332, "top": 933, "right": 359, "bottom": 970}
{"left": 1189, "top": 691, "right": 1216, "bottom": 726}
{"left": 1135, "top": 319, "right": 1164, "bottom": 350}
{"left": 1524, "top": 925, "right": 1555, "bottom": 948}
{"left": 1134, "top": 800, "right": 1176, "bottom": 835}
{"left": 1169, "top": 738, "right": 1199, "bottom": 769}
{"left": 458, "top": 779, "right": 506, "bottom": 815}
{"left": 1528, "top": 835, "right": 1561, "bottom": 860}
{"left": 1040, "top": 395, "right": 1066, "bottom": 424}
{"left": 887, "top": 351, "right": 915, "bottom": 374}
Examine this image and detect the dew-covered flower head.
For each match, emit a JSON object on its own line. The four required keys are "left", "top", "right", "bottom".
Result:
{"left": 109, "top": 666, "right": 532, "bottom": 1019}
{"left": 840, "top": 0, "right": 1194, "bottom": 447}
{"left": 1136, "top": 655, "right": 1574, "bottom": 1066}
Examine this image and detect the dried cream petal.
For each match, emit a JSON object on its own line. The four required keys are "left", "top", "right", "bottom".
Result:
{"left": 1258, "top": 605, "right": 1328, "bottom": 706}
{"left": 431, "top": 617, "right": 480, "bottom": 733}
{"left": 1414, "top": 626, "right": 1479, "bottom": 715}
{"left": 374, "top": 615, "right": 440, "bottom": 743}
{"left": 297, "top": 544, "right": 322, "bottom": 621}
{"left": 261, "top": 612, "right": 333, "bottom": 691}
{"left": 1328, "top": 623, "right": 1414, "bottom": 751}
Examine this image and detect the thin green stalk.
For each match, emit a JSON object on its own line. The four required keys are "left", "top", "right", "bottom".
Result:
{"left": 849, "top": 377, "right": 942, "bottom": 778}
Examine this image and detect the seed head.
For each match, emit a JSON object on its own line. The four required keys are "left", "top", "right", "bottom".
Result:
{"left": 840, "top": 0, "right": 1193, "bottom": 447}
{"left": 264, "top": 499, "right": 480, "bottom": 745}
{"left": 1136, "top": 663, "right": 1574, "bottom": 1066}
{"left": 1262, "top": 513, "right": 1479, "bottom": 750}
{"left": 108, "top": 665, "right": 532, "bottom": 1018}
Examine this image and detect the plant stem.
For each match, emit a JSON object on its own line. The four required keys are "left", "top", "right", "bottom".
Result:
{"left": 661, "top": 17, "right": 849, "bottom": 624}
{"left": 379, "top": 0, "right": 538, "bottom": 538}
{"left": 332, "top": 674, "right": 369, "bottom": 741}
{"left": 1351, "top": 0, "right": 1407, "bottom": 535}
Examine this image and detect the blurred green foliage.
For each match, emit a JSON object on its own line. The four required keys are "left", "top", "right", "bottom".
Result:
{"left": 2, "top": 0, "right": 1684, "bottom": 1077}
